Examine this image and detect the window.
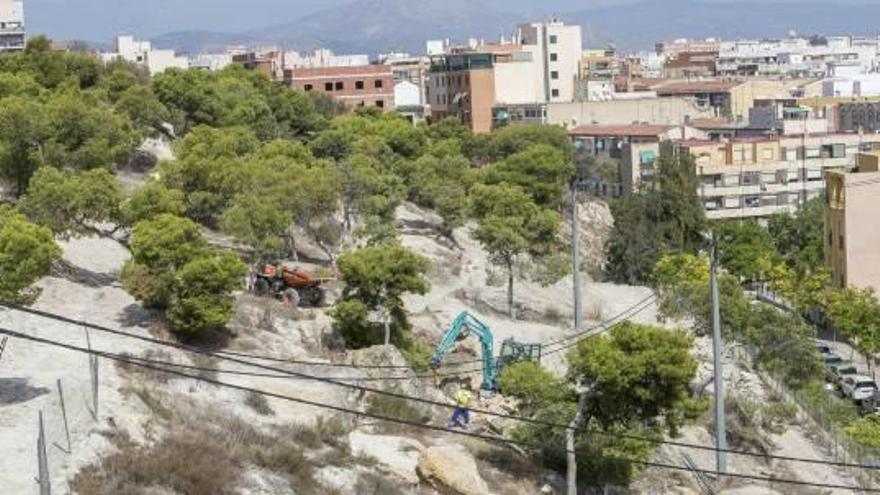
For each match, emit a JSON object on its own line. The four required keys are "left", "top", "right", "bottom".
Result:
{"left": 355, "top": 80, "right": 365, "bottom": 90}
{"left": 335, "top": 81, "right": 344, "bottom": 91}
{"left": 549, "top": 35, "right": 558, "bottom": 44}
{"left": 325, "top": 82, "right": 334, "bottom": 91}
{"left": 550, "top": 53, "right": 558, "bottom": 62}
{"left": 375, "top": 80, "right": 384, "bottom": 88}
{"left": 551, "top": 89, "right": 560, "bottom": 98}
{"left": 551, "top": 71, "right": 559, "bottom": 80}
{"left": 376, "top": 100, "right": 385, "bottom": 108}
{"left": 304, "top": 84, "right": 313, "bottom": 91}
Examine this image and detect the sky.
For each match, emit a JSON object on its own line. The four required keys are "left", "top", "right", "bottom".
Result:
{"left": 23, "top": 0, "right": 871, "bottom": 42}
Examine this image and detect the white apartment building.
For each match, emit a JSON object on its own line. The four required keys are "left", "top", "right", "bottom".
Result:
{"left": 517, "top": 20, "right": 582, "bottom": 103}
{"left": 0, "top": 0, "right": 25, "bottom": 52}
{"left": 101, "top": 36, "right": 188, "bottom": 75}
{"left": 285, "top": 49, "right": 370, "bottom": 69}
{"left": 189, "top": 53, "right": 233, "bottom": 71}
{"left": 717, "top": 35, "right": 880, "bottom": 78}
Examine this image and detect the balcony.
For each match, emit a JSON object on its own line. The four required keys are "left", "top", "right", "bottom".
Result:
{"left": 700, "top": 179, "right": 825, "bottom": 197}
{"left": 706, "top": 203, "right": 797, "bottom": 220}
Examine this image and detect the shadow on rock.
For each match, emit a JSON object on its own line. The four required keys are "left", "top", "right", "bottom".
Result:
{"left": 52, "top": 260, "right": 118, "bottom": 289}
{"left": 0, "top": 378, "right": 50, "bottom": 405}
{"left": 117, "top": 304, "right": 157, "bottom": 329}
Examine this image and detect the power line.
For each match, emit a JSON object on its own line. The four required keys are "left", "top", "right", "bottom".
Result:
{"left": 3, "top": 327, "right": 877, "bottom": 493}
{"left": 3, "top": 324, "right": 878, "bottom": 474}
{"left": 0, "top": 294, "right": 653, "bottom": 372}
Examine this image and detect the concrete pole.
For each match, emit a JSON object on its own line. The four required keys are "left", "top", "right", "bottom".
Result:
{"left": 566, "top": 391, "right": 589, "bottom": 495}
{"left": 571, "top": 180, "right": 583, "bottom": 331}
{"left": 710, "top": 232, "right": 728, "bottom": 474}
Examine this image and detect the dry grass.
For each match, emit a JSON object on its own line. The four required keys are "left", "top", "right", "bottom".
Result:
{"left": 72, "top": 429, "right": 246, "bottom": 495}
{"left": 245, "top": 391, "right": 275, "bottom": 416}
{"left": 70, "top": 407, "right": 373, "bottom": 495}
{"left": 365, "top": 394, "right": 430, "bottom": 435}
{"left": 585, "top": 301, "right": 605, "bottom": 321}
{"left": 114, "top": 349, "right": 174, "bottom": 383}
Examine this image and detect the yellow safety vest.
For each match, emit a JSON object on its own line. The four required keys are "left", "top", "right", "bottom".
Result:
{"left": 455, "top": 390, "right": 473, "bottom": 407}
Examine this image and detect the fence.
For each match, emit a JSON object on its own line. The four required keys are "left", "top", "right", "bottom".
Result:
{"left": 23, "top": 327, "right": 101, "bottom": 495}
{"left": 739, "top": 345, "right": 880, "bottom": 489}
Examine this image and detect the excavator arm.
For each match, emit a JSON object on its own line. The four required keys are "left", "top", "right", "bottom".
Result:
{"left": 430, "top": 311, "right": 496, "bottom": 391}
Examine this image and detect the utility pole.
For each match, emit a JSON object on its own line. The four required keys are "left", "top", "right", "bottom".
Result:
{"left": 571, "top": 179, "right": 583, "bottom": 330}
{"left": 709, "top": 232, "right": 727, "bottom": 474}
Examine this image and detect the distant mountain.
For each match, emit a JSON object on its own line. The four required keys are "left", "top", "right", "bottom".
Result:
{"left": 151, "top": 0, "right": 520, "bottom": 55}
{"left": 568, "top": 0, "right": 880, "bottom": 51}
{"left": 250, "top": 0, "right": 521, "bottom": 54}
{"left": 149, "top": 0, "right": 880, "bottom": 55}
{"left": 151, "top": 31, "right": 272, "bottom": 55}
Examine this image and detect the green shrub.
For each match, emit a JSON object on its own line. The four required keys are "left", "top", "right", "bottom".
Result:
{"left": 846, "top": 415, "right": 880, "bottom": 447}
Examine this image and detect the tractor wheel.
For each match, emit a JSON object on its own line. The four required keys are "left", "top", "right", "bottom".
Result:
{"left": 253, "top": 278, "right": 270, "bottom": 296}
{"left": 284, "top": 288, "right": 301, "bottom": 308}
{"left": 309, "top": 287, "right": 326, "bottom": 307}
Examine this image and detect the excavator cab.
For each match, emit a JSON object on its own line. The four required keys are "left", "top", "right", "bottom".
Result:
{"left": 496, "top": 339, "right": 542, "bottom": 375}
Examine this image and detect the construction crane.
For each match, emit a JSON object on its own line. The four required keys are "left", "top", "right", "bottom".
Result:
{"left": 430, "top": 311, "right": 542, "bottom": 392}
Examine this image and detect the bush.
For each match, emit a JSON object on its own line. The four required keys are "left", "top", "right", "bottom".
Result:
{"left": 846, "top": 415, "right": 880, "bottom": 447}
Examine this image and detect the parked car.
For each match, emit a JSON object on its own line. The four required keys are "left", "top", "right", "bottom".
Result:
{"left": 841, "top": 375, "right": 879, "bottom": 402}
{"left": 822, "top": 353, "right": 845, "bottom": 367}
{"left": 827, "top": 361, "right": 860, "bottom": 388}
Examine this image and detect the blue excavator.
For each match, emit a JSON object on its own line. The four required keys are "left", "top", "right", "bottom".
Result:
{"left": 430, "top": 311, "right": 542, "bottom": 392}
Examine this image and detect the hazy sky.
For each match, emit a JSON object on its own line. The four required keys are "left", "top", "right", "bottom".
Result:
{"left": 23, "top": 0, "right": 870, "bottom": 42}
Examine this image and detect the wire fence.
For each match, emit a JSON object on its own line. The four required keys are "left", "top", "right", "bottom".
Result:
{"left": 741, "top": 345, "right": 880, "bottom": 490}
{"left": 28, "top": 329, "right": 100, "bottom": 495}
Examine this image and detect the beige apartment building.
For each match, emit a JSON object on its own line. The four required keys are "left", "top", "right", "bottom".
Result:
{"left": 680, "top": 133, "right": 880, "bottom": 220}
{"left": 825, "top": 152, "right": 880, "bottom": 292}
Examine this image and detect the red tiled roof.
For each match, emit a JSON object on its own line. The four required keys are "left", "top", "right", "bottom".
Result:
{"left": 569, "top": 124, "right": 675, "bottom": 138}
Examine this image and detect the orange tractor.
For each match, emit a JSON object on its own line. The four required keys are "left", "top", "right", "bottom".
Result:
{"left": 252, "top": 262, "right": 334, "bottom": 307}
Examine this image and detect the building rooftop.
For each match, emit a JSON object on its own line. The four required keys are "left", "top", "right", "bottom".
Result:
{"left": 287, "top": 64, "right": 391, "bottom": 78}
{"left": 689, "top": 117, "right": 744, "bottom": 129}
{"left": 569, "top": 124, "right": 675, "bottom": 138}
{"left": 654, "top": 79, "right": 743, "bottom": 94}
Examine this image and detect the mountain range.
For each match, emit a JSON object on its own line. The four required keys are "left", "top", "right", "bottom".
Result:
{"left": 149, "top": 0, "right": 880, "bottom": 55}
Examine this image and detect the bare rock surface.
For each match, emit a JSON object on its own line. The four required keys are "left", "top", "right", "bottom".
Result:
{"left": 417, "top": 444, "right": 490, "bottom": 495}
{"left": 349, "top": 430, "right": 424, "bottom": 485}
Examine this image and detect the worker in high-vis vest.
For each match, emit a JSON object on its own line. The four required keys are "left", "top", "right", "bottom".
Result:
{"left": 447, "top": 388, "right": 474, "bottom": 429}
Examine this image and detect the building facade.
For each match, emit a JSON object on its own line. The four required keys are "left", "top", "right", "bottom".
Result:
{"left": 0, "top": 0, "right": 24, "bottom": 52}
{"left": 427, "top": 52, "right": 496, "bottom": 132}
{"left": 517, "top": 20, "right": 582, "bottom": 103}
{"left": 101, "top": 36, "right": 188, "bottom": 75}
{"left": 287, "top": 64, "right": 394, "bottom": 110}
{"left": 682, "top": 132, "right": 880, "bottom": 220}
{"left": 825, "top": 152, "right": 880, "bottom": 292}
{"left": 717, "top": 36, "right": 880, "bottom": 78}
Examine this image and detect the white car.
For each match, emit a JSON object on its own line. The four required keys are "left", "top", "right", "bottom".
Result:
{"left": 841, "top": 375, "right": 879, "bottom": 402}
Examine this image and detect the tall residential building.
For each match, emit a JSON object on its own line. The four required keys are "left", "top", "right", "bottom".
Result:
{"left": 825, "top": 152, "right": 880, "bottom": 292}
{"left": 517, "top": 20, "right": 582, "bottom": 103}
{"left": 428, "top": 52, "right": 497, "bottom": 132}
{"left": 0, "top": 0, "right": 25, "bottom": 52}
